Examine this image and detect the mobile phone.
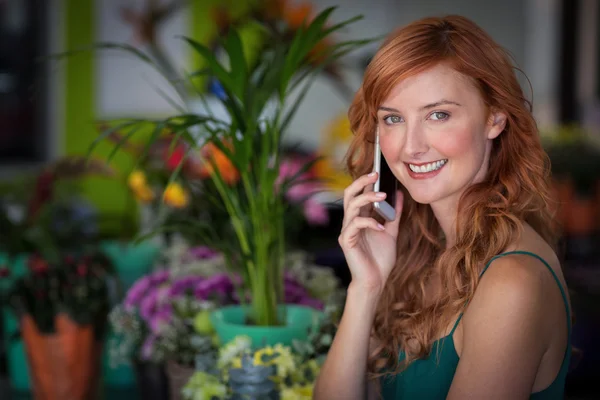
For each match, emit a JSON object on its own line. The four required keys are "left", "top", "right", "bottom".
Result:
{"left": 373, "top": 132, "right": 397, "bottom": 221}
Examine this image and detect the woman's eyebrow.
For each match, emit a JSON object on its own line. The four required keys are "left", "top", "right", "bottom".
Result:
{"left": 377, "top": 99, "right": 462, "bottom": 113}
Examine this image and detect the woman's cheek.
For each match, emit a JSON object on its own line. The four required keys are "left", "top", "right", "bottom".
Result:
{"left": 435, "top": 127, "right": 478, "bottom": 158}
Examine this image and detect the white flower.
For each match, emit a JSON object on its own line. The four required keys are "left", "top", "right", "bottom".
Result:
{"left": 218, "top": 335, "right": 251, "bottom": 369}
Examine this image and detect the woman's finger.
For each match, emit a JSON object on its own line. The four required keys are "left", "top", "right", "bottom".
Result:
{"left": 342, "top": 191, "right": 386, "bottom": 229}
{"left": 343, "top": 172, "right": 378, "bottom": 212}
{"left": 339, "top": 216, "right": 385, "bottom": 248}
{"left": 383, "top": 190, "right": 404, "bottom": 236}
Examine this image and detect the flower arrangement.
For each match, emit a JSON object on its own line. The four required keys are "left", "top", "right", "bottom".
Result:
{"left": 108, "top": 244, "right": 340, "bottom": 366}
{"left": 86, "top": 5, "right": 369, "bottom": 326}
{"left": 0, "top": 156, "right": 117, "bottom": 332}
{"left": 181, "top": 332, "right": 331, "bottom": 400}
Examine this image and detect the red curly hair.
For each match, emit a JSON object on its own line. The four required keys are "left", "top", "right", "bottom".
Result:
{"left": 345, "top": 15, "right": 558, "bottom": 378}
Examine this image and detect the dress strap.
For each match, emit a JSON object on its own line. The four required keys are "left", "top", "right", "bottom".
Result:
{"left": 449, "top": 250, "right": 571, "bottom": 338}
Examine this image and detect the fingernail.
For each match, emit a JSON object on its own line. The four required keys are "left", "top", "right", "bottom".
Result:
{"left": 375, "top": 192, "right": 386, "bottom": 198}
{"left": 368, "top": 172, "right": 376, "bottom": 177}
{"left": 377, "top": 224, "right": 385, "bottom": 230}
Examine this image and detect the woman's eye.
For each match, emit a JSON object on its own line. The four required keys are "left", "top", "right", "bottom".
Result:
{"left": 430, "top": 111, "right": 449, "bottom": 121}
{"left": 383, "top": 115, "right": 403, "bottom": 125}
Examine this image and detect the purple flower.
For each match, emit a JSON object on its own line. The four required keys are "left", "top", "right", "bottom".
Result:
{"left": 168, "top": 275, "right": 203, "bottom": 297}
{"left": 124, "top": 275, "right": 152, "bottom": 311}
{"left": 150, "top": 269, "right": 170, "bottom": 285}
{"left": 181, "top": 246, "right": 219, "bottom": 263}
{"left": 139, "top": 288, "right": 160, "bottom": 321}
{"left": 140, "top": 335, "right": 156, "bottom": 360}
{"left": 149, "top": 306, "right": 173, "bottom": 334}
{"left": 296, "top": 296, "right": 324, "bottom": 310}
{"left": 193, "top": 273, "right": 233, "bottom": 300}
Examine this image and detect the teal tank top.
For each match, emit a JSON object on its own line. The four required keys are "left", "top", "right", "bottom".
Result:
{"left": 381, "top": 251, "right": 572, "bottom": 399}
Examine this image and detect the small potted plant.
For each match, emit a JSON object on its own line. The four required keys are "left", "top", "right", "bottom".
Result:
{"left": 0, "top": 156, "right": 116, "bottom": 399}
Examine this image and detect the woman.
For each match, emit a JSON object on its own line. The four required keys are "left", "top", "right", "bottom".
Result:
{"left": 314, "top": 15, "right": 571, "bottom": 400}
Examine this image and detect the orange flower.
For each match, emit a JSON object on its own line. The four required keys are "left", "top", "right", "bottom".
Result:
{"left": 283, "top": 2, "right": 313, "bottom": 29}
{"left": 196, "top": 142, "right": 239, "bottom": 185}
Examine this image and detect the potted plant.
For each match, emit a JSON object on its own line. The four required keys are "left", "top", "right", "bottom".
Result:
{"left": 81, "top": 5, "right": 368, "bottom": 344}
{"left": 0, "top": 156, "right": 116, "bottom": 399}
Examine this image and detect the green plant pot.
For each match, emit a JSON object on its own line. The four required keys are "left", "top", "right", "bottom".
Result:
{"left": 99, "top": 240, "right": 160, "bottom": 389}
{"left": 0, "top": 253, "right": 31, "bottom": 392}
{"left": 210, "top": 304, "right": 322, "bottom": 347}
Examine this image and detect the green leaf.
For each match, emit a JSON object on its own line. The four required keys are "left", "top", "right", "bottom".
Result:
{"left": 89, "top": 120, "right": 140, "bottom": 161}
{"left": 224, "top": 29, "right": 248, "bottom": 98}
{"left": 280, "top": 6, "right": 337, "bottom": 96}
{"left": 106, "top": 123, "right": 142, "bottom": 163}
{"left": 181, "top": 36, "right": 237, "bottom": 98}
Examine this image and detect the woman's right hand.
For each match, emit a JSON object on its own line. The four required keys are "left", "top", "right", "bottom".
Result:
{"left": 338, "top": 172, "right": 404, "bottom": 295}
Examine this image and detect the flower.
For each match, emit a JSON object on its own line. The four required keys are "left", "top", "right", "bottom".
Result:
{"left": 128, "top": 170, "right": 155, "bottom": 202}
{"left": 217, "top": 335, "right": 251, "bottom": 369}
{"left": 163, "top": 144, "right": 186, "bottom": 171}
{"left": 303, "top": 198, "right": 329, "bottom": 225}
{"left": 163, "top": 182, "right": 189, "bottom": 208}
{"left": 194, "top": 142, "right": 239, "bottom": 185}
{"left": 182, "top": 371, "right": 227, "bottom": 400}
{"left": 281, "top": 384, "right": 314, "bottom": 400}
{"left": 253, "top": 343, "right": 296, "bottom": 378}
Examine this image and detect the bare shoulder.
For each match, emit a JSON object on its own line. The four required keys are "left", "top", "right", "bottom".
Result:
{"left": 459, "top": 225, "right": 570, "bottom": 371}
{"left": 448, "top": 226, "right": 570, "bottom": 397}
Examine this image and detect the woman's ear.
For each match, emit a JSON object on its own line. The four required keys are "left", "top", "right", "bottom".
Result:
{"left": 487, "top": 110, "right": 507, "bottom": 139}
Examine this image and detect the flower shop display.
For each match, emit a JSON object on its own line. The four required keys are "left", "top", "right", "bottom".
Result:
{"left": 181, "top": 301, "right": 342, "bottom": 400}
{"left": 0, "top": 156, "right": 117, "bottom": 399}
{"left": 85, "top": 4, "right": 370, "bottom": 335}
{"left": 107, "top": 243, "right": 343, "bottom": 399}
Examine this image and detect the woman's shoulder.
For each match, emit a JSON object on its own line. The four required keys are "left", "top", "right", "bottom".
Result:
{"left": 461, "top": 223, "right": 569, "bottom": 353}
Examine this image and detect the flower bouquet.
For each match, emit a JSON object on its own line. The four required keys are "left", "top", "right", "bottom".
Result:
{"left": 85, "top": 5, "right": 370, "bottom": 329}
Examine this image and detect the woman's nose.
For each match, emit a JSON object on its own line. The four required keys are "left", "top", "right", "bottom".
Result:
{"left": 402, "top": 123, "right": 429, "bottom": 159}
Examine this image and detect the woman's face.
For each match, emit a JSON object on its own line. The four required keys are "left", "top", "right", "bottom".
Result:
{"left": 376, "top": 63, "right": 506, "bottom": 207}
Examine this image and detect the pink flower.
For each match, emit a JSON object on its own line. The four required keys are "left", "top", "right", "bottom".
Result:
{"left": 303, "top": 198, "right": 329, "bottom": 225}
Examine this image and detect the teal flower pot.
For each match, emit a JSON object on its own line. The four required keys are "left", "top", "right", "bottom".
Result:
{"left": 210, "top": 305, "right": 322, "bottom": 347}
{"left": 0, "top": 253, "right": 31, "bottom": 392}
{"left": 99, "top": 240, "right": 160, "bottom": 388}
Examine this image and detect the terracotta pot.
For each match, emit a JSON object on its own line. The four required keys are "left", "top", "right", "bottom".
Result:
{"left": 165, "top": 361, "right": 195, "bottom": 400}
{"left": 20, "top": 313, "right": 103, "bottom": 400}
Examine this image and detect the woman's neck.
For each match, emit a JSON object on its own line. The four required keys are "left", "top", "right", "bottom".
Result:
{"left": 430, "top": 194, "right": 460, "bottom": 249}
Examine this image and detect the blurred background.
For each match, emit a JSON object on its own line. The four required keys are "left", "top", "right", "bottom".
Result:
{"left": 0, "top": 0, "right": 598, "bottom": 399}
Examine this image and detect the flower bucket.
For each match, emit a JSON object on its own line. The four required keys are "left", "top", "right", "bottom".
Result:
{"left": 210, "top": 304, "right": 322, "bottom": 347}
{"left": 165, "top": 360, "right": 195, "bottom": 400}
{"left": 20, "top": 313, "right": 103, "bottom": 400}
{"left": 133, "top": 361, "right": 169, "bottom": 400}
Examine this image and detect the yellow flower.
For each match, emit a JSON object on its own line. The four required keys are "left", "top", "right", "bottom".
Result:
{"left": 163, "top": 182, "right": 189, "bottom": 208}
{"left": 281, "top": 384, "right": 314, "bottom": 400}
{"left": 253, "top": 346, "right": 276, "bottom": 366}
{"left": 134, "top": 186, "right": 155, "bottom": 203}
{"left": 128, "top": 170, "right": 147, "bottom": 190}
{"left": 127, "top": 171, "right": 155, "bottom": 202}
{"left": 231, "top": 357, "right": 242, "bottom": 369}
